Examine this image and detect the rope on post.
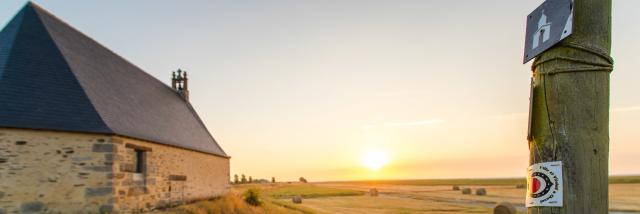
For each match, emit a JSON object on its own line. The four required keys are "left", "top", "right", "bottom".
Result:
{"left": 531, "top": 41, "right": 614, "bottom": 74}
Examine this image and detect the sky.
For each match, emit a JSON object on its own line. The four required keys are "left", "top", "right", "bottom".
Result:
{"left": 1, "top": 0, "right": 638, "bottom": 181}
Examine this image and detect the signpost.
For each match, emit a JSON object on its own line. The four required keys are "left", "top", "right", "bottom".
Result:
{"left": 524, "top": 0, "right": 613, "bottom": 213}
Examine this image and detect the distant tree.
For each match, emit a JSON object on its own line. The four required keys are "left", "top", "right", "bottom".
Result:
{"left": 241, "top": 174, "right": 247, "bottom": 184}
{"left": 272, "top": 177, "right": 276, "bottom": 183}
{"left": 234, "top": 174, "right": 239, "bottom": 184}
{"left": 299, "top": 177, "right": 307, "bottom": 183}
{"left": 249, "top": 176, "right": 253, "bottom": 183}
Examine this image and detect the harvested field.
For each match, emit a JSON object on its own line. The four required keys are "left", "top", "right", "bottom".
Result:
{"left": 154, "top": 176, "right": 640, "bottom": 214}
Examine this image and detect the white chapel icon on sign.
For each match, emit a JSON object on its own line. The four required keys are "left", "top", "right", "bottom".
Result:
{"left": 523, "top": 0, "right": 574, "bottom": 63}
{"left": 532, "top": 10, "right": 552, "bottom": 49}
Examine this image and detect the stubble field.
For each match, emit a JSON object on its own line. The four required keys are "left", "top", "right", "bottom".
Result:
{"left": 155, "top": 176, "right": 640, "bottom": 214}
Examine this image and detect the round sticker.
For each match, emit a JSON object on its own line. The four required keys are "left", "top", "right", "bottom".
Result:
{"left": 530, "top": 172, "right": 553, "bottom": 198}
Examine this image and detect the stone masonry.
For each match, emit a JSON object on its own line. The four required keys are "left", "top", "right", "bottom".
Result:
{"left": 110, "top": 136, "right": 230, "bottom": 212}
{"left": 0, "top": 128, "right": 230, "bottom": 213}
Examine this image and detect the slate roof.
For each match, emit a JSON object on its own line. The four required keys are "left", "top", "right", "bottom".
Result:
{"left": 0, "top": 3, "right": 228, "bottom": 157}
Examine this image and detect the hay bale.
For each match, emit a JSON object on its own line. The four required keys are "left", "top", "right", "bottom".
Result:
{"left": 292, "top": 195, "right": 303, "bottom": 204}
{"left": 370, "top": 188, "right": 379, "bottom": 197}
{"left": 452, "top": 185, "right": 460, "bottom": 191}
{"left": 475, "top": 188, "right": 487, "bottom": 196}
{"left": 493, "top": 201, "right": 516, "bottom": 214}
{"left": 461, "top": 188, "right": 471, "bottom": 195}
{"left": 515, "top": 184, "right": 526, "bottom": 189}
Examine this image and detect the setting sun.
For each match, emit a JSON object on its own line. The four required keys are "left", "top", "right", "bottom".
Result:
{"left": 361, "top": 149, "right": 390, "bottom": 171}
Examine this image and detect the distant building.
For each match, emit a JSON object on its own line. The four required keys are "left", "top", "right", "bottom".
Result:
{"left": 0, "top": 3, "right": 229, "bottom": 213}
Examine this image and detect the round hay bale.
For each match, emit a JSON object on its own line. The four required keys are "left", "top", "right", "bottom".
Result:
{"left": 515, "top": 184, "right": 526, "bottom": 189}
{"left": 461, "top": 188, "right": 471, "bottom": 195}
{"left": 475, "top": 188, "right": 487, "bottom": 196}
{"left": 299, "top": 177, "right": 308, "bottom": 183}
{"left": 370, "top": 188, "right": 379, "bottom": 197}
{"left": 452, "top": 185, "right": 460, "bottom": 191}
{"left": 292, "top": 195, "right": 303, "bottom": 204}
{"left": 493, "top": 201, "right": 516, "bottom": 214}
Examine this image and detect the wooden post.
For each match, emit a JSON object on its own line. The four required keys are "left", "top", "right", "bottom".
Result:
{"left": 528, "top": 0, "right": 613, "bottom": 213}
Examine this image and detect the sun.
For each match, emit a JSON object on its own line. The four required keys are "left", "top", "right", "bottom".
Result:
{"left": 361, "top": 149, "right": 390, "bottom": 171}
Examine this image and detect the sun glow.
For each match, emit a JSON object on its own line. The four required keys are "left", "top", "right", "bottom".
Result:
{"left": 361, "top": 149, "right": 390, "bottom": 171}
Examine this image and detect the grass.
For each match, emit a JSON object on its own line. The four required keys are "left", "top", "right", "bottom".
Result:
{"left": 151, "top": 193, "right": 260, "bottom": 214}
{"left": 269, "top": 199, "right": 317, "bottom": 214}
{"left": 327, "top": 175, "right": 640, "bottom": 186}
{"left": 609, "top": 175, "right": 640, "bottom": 184}
{"left": 266, "top": 184, "right": 364, "bottom": 199}
{"left": 150, "top": 189, "right": 307, "bottom": 214}
{"left": 295, "top": 193, "right": 495, "bottom": 214}
{"left": 153, "top": 184, "right": 360, "bottom": 214}
{"left": 328, "top": 178, "right": 527, "bottom": 186}
{"left": 153, "top": 177, "right": 640, "bottom": 214}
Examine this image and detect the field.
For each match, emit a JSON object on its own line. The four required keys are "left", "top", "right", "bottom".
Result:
{"left": 154, "top": 176, "right": 640, "bottom": 214}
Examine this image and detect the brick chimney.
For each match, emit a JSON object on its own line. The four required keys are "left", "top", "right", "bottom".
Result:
{"left": 171, "top": 69, "right": 189, "bottom": 101}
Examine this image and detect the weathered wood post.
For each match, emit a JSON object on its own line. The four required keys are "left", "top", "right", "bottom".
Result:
{"left": 528, "top": 0, "right": 613, "bottom": 213}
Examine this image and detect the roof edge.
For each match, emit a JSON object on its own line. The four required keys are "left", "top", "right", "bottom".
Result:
{"left": 0, "top": 126, "right": 231, "bottom": 159}
{"left": 0, "top": 126, "right": 114, "bottom": 137}
{"left": 112, "top": 135, "right": 231, "bottom": 159}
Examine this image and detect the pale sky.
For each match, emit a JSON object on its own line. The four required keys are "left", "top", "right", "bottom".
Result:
{"left": 1, "top": 1, "right": 638, "bottom": 181}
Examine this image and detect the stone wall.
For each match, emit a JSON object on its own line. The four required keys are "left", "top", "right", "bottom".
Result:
{"left": 0, "top": 128, "right": 115, "bottom": 213}
{"left": 0, "top": 128, "right": 230, "bottom": 213}
{"left": 110, "top": 136, "right": 230, "bottom": 212}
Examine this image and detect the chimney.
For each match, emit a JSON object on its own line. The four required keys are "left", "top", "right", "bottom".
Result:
{"left": 171, "top": 69, "right": 189, "bottom": 101}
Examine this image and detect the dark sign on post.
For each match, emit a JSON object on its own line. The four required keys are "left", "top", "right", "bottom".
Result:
{"left": 523, "top": 0, "right": 574, "bottom": 64}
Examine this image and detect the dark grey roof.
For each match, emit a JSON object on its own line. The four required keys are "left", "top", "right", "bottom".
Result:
{"left": 0, "top": 3, "right": 228, "bottom": 157}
